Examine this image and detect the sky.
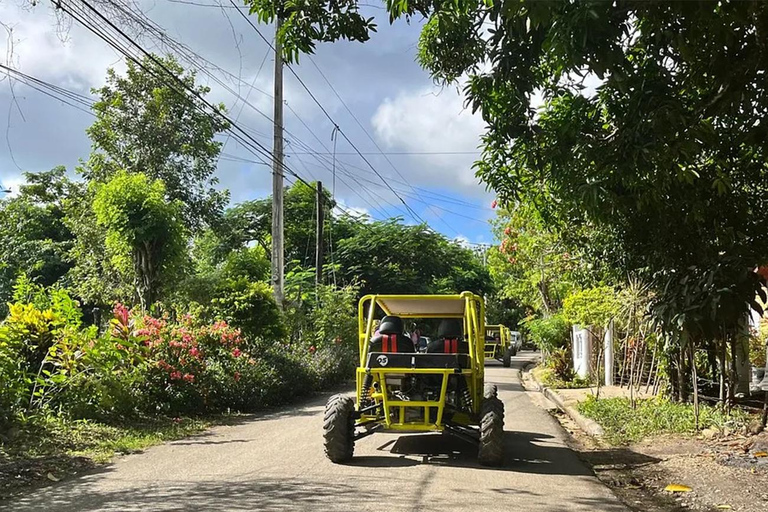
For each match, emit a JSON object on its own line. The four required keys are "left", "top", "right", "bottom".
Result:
{"left": 0, "top": 0, "right": 496, "bottom": 244}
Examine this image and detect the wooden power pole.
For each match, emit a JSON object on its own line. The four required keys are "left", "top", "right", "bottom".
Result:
{"left": 271, "top": 18, "right": 285, "bottom": 307}
{"left": 315, "top": 181, "right": 324, "bottom": 288}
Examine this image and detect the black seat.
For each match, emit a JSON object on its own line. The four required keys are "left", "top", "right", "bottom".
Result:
{"left": 427, "top": 319, "right": 469, "bottom": 354}
{"left": 370, "top": 315, "right": 414, "bottom": 353}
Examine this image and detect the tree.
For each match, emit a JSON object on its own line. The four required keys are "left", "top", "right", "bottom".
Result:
{"left": 0, "top": 167, "right": 77, "bottom": 314}
{"left": 245, "top": 0, "right": 376, "bottom": 63}
{"left": 489, "top": 203, "right": 585, "bottom": 315}
{"left": 85, "top": 55, "right": 230, "bottom": 231}
{"left": 213, "top": 181, "right": 337, "bottom": 269}
{"left": 93, "top": 171, "right": 187, "bottom": 309}
{"left": 334, "top": 219, "right": 492, "bottom": 296}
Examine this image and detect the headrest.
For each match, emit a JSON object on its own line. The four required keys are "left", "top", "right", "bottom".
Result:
{"left": 379, "top": 315, "right": 404, "bottom": 335}
{"left": 438, "top": 319, "right": 463, "bottom": 338}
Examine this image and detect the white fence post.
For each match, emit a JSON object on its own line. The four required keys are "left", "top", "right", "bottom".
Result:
{"left": 604, "top": 319, "right": 614, "bottom": 387}
{"left": 573, "top": 324, "right": 592, "bottom": 379}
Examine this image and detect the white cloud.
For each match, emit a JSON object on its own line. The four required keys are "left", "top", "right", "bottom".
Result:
{"left": 371, "top": 83, "right": 486, "bottom": 192}
{"left": 0, "top": 172, "right": 25, "bottom": 198}
{"left": 334, "top": 199, "right": 369, "bottom": 220}
{"left": 0, "top": 3, "right": 125, "bottom": 92}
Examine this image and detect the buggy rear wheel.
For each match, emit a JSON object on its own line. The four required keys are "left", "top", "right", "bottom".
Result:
{"left": 478, "top": 396, "right": 505, "bottom": 467}
{"left": 323, "top": 394, "right": 355, "bottom": 463}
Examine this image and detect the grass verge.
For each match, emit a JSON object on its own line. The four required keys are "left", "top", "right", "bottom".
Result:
{"left": 577, "top": 396, "right": 748, "bottom": 445}
{"left": 0, "top": 414, "right": 213, "bottom": 499}
{"left": 534, "top": 366, "right": 594, "bottom": 389}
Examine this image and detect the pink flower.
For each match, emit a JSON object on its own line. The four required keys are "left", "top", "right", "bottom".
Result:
{"left": 232, "top": 348, "right": 242, "bottom": 358}
{"left": 491, "top": 199, "right": 497, "bottom": 209}
{"left": 309, "top": 346, "right": 316, "bottom": 354}
{"left": 234, "top": 371, "right": 241, "bottom": 382}
{"left": 113, "top": 303, "right": 129, "bottom": 326}
{"left": 170, "top": 371, "right": 182, "bottom": 380}
{"left": 504, "top": 227, "right": 511, "bottom": 235}
{"left": 189, "top": 347, "right": 201, "bottom": 358}
{"left": 183, "top": 373, "right": 195, "bottom": 383}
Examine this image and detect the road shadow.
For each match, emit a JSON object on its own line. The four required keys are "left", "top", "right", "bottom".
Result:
{"left": 351, "top": 430, "right": 605, "bottom": 476}
{"left": 2, "top": 475, "right": 394, "bottom": 512}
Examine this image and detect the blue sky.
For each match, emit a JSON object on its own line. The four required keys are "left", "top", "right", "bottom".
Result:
{"left": 0, "top": 0, "right": 495, "bottom": 244}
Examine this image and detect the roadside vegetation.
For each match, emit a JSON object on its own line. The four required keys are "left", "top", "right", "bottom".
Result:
{"left": 0, "top": 54, "right": 494, "bottom": 487}
{"left": 578, "top": 396, "right": 748, "bottom": 446}
{"left": 246, "top": 0, "right": 768, "bottom": 426}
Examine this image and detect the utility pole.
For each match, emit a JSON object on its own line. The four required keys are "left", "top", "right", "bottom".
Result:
{"left": 271, "top": 17, "right": 285, "bottom": 307}
{"left": 315, "top": 181, "right": 324, "bottom": 288}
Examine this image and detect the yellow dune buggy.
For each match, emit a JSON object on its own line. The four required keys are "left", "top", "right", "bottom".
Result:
{"left": 484, "top": 324, "right": 515, "bottom": 368}
{"left": 323, "top": 292, "right": 505, "bottom": 466}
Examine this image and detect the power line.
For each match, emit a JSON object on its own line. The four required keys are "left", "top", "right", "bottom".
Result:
{"left": 50, "top": 1, "right": 490, "bottom": 245}
{"left": 226, "top": 0, "right": 428, "bottom": 226}
{"left": 285, "top": 151, "right": 480, "bottom": 155}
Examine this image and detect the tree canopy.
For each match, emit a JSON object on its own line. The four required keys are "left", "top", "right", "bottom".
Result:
{"left": 85, "top": 55, "right": 230, "bottom": 231}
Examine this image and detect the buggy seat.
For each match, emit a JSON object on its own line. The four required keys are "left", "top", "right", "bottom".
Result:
{"left": 370, "top": 315, "right": 414, "bottom": 353}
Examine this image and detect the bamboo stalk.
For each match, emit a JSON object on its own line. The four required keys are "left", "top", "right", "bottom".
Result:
{"left": 645, "top": 342, "right": 657, "bottom": 394}
{"left": 691, "top": 345, "right": 700, "bottom": 431}
{"left": 636, "top": 340, "right": 648, "bottom": 392}
{"left": 618, "top": 336, "right": 630, "bottom": 388}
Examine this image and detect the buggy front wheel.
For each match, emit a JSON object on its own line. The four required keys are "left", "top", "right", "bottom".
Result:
{"left": 478, "top": 397, "right": 505, "bottom": 466}
{"left": 323, "top": 394, "right": 355, "bottom": 463}
{"left": 502, "top": 347, "right": 512, "bottom": 367}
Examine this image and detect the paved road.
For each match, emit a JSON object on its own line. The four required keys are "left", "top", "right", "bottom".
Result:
{"left": 3, "top": 352, "right": 627, "bottom": 512}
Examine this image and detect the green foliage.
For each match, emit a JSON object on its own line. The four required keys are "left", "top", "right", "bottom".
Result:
{"left": 0, "top": 283, "right": 87, "bottom": 422}
{"left": 546, "top": 348, "right": 574, "bottom": 382}
{"left": 214, "top": 181, "right": 336, "bottom": 269}
{"left": 563, "top": 286, "right": 619, "bottom": 336}
{"left": 578, "top": 396, "right": 748, "bottom": 445}
{"left": 335, "top": 218, "right": 492, "bottom": 296}
{"left": 0, "top": 413, "right": 211, "bottom": 470}
{"left": 245, "top": 0, "right": 376, "bottom": 63}
{"left": 86, "top": 55, "right": 229, "bottom": 230}
{"left": 0, "top": 167, "right": 77, "bottom": 316}
{"left": 207, "top": 279, "right": 285, "bottom": 342}
{"left": 537, "top": 367, "right": 591, "bottom": 390}
{"left": 93, "top": 171, "right": 187, "bottom": 308}
{"left": 488, "top": 204, "right": 585, "bottom": 314}
{"left": 63, "top": 183, "right": 129, "bottom": 307}
{"left": 524, "top": 313, "right": 570, "bottom": 354}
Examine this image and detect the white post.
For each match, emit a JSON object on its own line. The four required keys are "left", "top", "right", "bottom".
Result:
{"left": 573, "top": 324, "right": 592, "bottom": 379}
{"left": 604, "top": 319, "right": 614, "bottom": 387}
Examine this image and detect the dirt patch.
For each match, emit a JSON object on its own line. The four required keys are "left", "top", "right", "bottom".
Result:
{"left": 0, "top": 455, "right": 97, "bottom": 501}
{"left": 561, "top": 416, "right": 768, "bottom": 512}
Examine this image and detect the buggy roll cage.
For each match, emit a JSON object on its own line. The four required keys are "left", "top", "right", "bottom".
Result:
{"left": 355, "top": 292, "right": 485, "bottom": 429}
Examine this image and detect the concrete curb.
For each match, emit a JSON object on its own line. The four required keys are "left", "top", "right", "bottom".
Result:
{"left": 526, "top": 367, "right": 605, "bottom": 438}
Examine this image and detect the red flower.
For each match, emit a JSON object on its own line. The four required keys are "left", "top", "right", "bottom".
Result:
{"left": 189, "top": 346, "right": 201, "bottom": 358}
{"left": 183, "top": 373, "right": 195, "bottom": 383}
{"left": 234, "top": 371, "right": 241, "bottom": 382}
{"left": 309, "top": 345, "right": 317, "bottom": 354}
{"left": 232, "top": 348, "right": 242, "bottom": 358}
{"left": 113, "top": 303, "right": 129, "bottom": 326}
{"left": 504, "top": 227, "right": 511, "bottom": 235}
{"left": 491, "top": 199, "right": 497, "bottom": 209}
{"left": 170, "top": 371, "right": 182, "bottom": 380}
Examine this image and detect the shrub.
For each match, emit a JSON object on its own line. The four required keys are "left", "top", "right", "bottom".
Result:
{"left": 578, "top": 396, "right": 748, "bottom": 445}
{"left": 524, "top": 314, "right": 570, "bottom": 354}
{"left": 208, "top": 279, "right": 285, "bottom": 342}
{"left": 547, "top": 347, "right": 574, "bottom": 381}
